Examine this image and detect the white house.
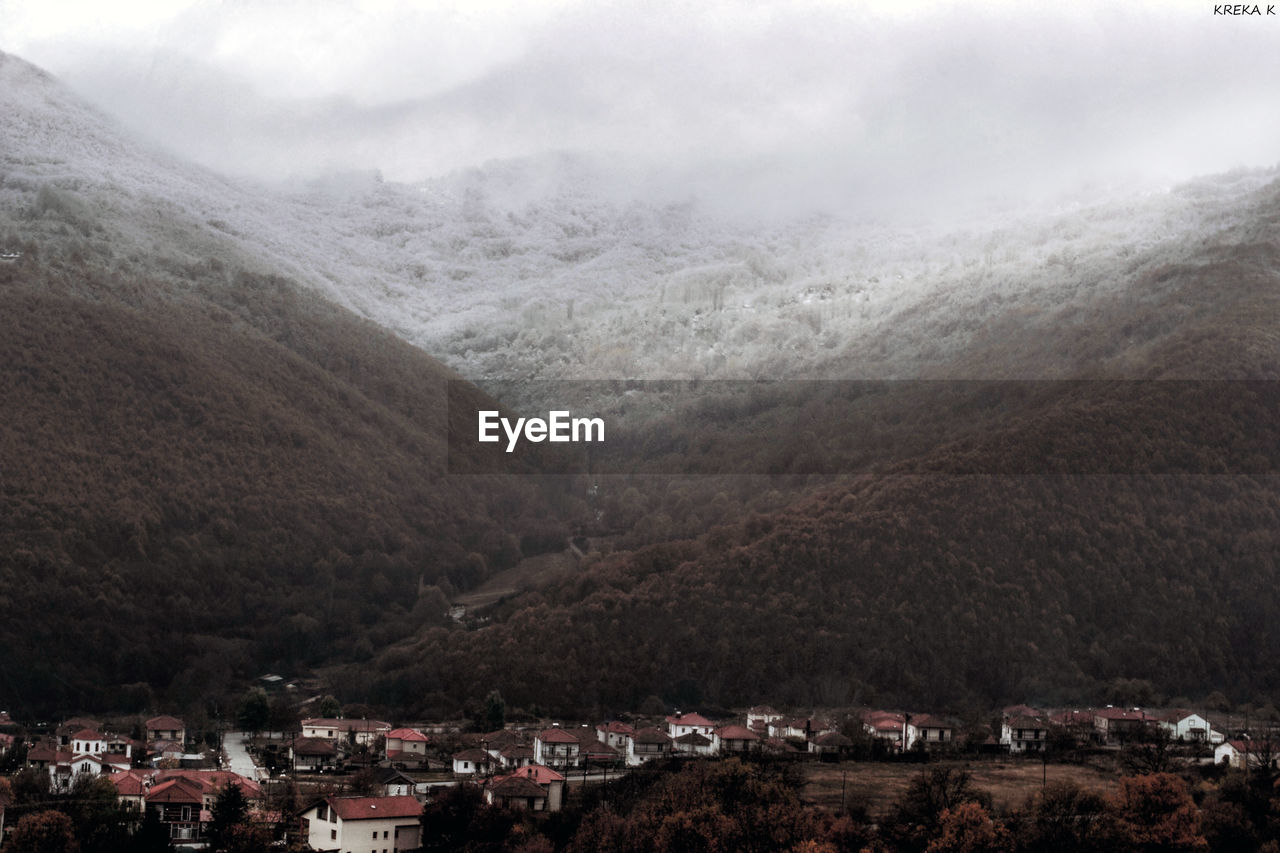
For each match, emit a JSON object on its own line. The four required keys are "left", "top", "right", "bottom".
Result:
{"left": 626, "top": 727, "right": 673, "bottom": 766}
{"left": 300, "top": 718, "right": 392, "bottom": 747}
{"left": 863, "top": 711, "right": 907, "bottom": 751}
{"left": 1159, "top": 711, "right": 1224, "bottom": 744}
{"left": 532, "top": 728, "right": 580, "bottom": 769}
{"left": 596, "top": 721, "right": 634, "bottom": 750}
{"left": 711, "top": 724, "right": 759, "bottom": 755}
{"left": 665, "top": 712, "right": 715, "bottom": 740}
{"left": 1001, "top": 716, "right": 1049, "bottom": 753}
{"left": 145, "top": 716, "right": 186, "bottom": 746}
{"left": 1216, "top": 739, "right": 1279, "bottom": 770}
{"left": 745, "top": 706, "right": 784, "bottom": 735}
{"left": 451, "top": 749, "right": 494, "bottom": 776}
{"left": 384, "top": 728, "right": 429, "bottom": 765}
{"left": 302, "top": 796, "right": 422, "bottom": 852}
{"left": 905, "top": 715, "right": 955, "bottom": 750}
{"left": 484, "top": 764, "right": 565, "bottom": 813}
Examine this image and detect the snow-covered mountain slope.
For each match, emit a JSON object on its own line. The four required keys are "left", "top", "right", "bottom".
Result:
{"left": 3, "top": 49, "right": 1275, "bottom": 389}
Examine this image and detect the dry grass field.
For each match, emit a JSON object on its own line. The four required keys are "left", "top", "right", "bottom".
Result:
{"left": 802, "top": 758, "right": 1120, "bottom": 816}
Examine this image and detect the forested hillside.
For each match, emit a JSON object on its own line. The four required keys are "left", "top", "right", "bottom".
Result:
{"left": 357, "top": 179, "right": 1280, "bottom": 718}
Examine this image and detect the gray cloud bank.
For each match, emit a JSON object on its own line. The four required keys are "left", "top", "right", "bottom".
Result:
{"left": 7, "top": 0, "right": 1280, "bottom": 218}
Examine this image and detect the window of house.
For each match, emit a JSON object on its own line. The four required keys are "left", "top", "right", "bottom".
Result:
{"left": 330, "top": 829, "right": 336, "bottom": 840}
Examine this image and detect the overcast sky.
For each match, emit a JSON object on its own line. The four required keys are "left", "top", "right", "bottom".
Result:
{"left": 3, "top": 0, "right": 1279, "bottom": 216}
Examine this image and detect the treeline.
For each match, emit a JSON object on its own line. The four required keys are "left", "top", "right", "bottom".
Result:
{"left": 0, "top": 241, "right": 577, "bottom": 717}
{"left": 420, "top": 758, "right": 1277, "bottom": 852}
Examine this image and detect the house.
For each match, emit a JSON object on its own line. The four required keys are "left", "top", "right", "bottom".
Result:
{"left": 746, "top": 706, "right": 784, "bottom": 735}
{"left": 152, "top": 770, "right": 264, "bottom": 812}
{"left": 384, "top": 728, "right": 430, "bottom": 766}
{"left": 291, "top": 737, "right": 338, "bottom": 772}
{"left": 673, "top": 732, "right": 714, "bottom": 757}
{"left": 145, "top": 715, "right": 186, "bottom": 746}
{"left": 146, "top": 776, "right": 207, "bottom": 843}
{"left": 1093, "top": 708, "right": 1155, "bottom": 742}
{"left": 596, "top": 721, "right": 634, "bottom": 750}
{"left": 109, "top": 769, "right": 157, "bottom": 812}
{"left": 1215, "top": 739, "right": 1279, "bottom": 771}
{"left": 711, "top": 724, "right": 759, "bottom": 754}
{"left": 809, "top": 731, "right": 853, "bottom": 756}
{"left": 300, "top": 718, "right": 393, "bottom": 747}
{"left": 486, "top": 774, "right": 551, "bottom": 812}
{"left": 666, "top": 712, "right": 716, "bottom": 740}
{"left": 104, "top": 734, "right": 137, "bottom": 761}
{"left": 768, "top": 716, "right": 835, "bottom": 742}
{"left": 574, "top": 730, "right": 621, "bottom": 765}
{"left": 626, "top": 727, "right": 673, "bottom": 766}
{"left": 533, "top": 728, "right": 581, "bottom": 769}
{"left": 863, "top": 711, "right": 907, "bottom": 751}
{"left": 484, "top": 764, "right": 565, "bottom": 812}
{"left": 498, "top": 744, "right": 535, "bottom": 769}
{"left": 301, "top": 796, "right": 423, "bottom": 852}
{"left": 1002, "top": 716, "right": 1049, "bottom": 753}
{"left": 906, "top": 715, "right": 954, "bottom": 750}
{"left": 451, "top": 749, "right": 494, "bottom": 776}
{"left": 373, "top": 768, "right": 416, "bottom": 797}
{"left": 1159, "top": 711, "right": 1224, "bottom": 744}
{"left": 1002, "top": 704, "right": 1047, "bottom": 720}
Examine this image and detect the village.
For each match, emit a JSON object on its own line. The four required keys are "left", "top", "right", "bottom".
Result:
{"left": 1, "top": 693, "right": 1275, "bottom": 851}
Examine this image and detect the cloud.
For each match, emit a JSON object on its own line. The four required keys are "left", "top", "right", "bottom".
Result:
{"left": 5, "top": 0, "right": 1279, "bottom": 217}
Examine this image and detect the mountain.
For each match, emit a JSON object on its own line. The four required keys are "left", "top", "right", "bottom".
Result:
{"left": 355, "top": 176, "right": 1280, "bottom": 718}
{"left": 3, "top": 47, "right": 1279, "bottom": 722}
{"left": 0, "top": 52, "right": 572, "bottom": 716}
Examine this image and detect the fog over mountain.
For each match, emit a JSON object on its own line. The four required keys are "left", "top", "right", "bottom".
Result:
{"left": 6, "top": 0, "right": 1280, "bottom": 220}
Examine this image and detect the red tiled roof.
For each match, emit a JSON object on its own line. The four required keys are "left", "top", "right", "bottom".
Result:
{"left": 665, "top": 712, "right": 714, "bottom": 727}
{"left": 632, "top": 727, "right": 672, "bottom": 745}
{"left": 509, "top": 763, "right": 564, "bottom": 784}
{"left": 145, "top": 715, "right": 184, "bottom": 730}
{"left": 537, "top": 728, "right": 579, "bottom": 744}
{"left": 328, "top": 795, "right": 423, "bottom": 821}
{"left": 110, "top": 770, "right": 155, "bottom": 797}
{"left": 452, "top": 749, "right": 492, "bottom": 763}
{"left": 1050, "top": 710, "right": 1094, "bottom": 726}
{"left": 911, "top": 715, "right": 953, "bottom": 730}
{"left": 1002, "top": 704, "right": 1045, "bottom": 719}
{"left": 28, "top": 744, "right": 58, "bottom": 762}
{"left": 714, "top": 724, "right": 758, "bottom": 741}
{"left": 147, "top": 777, "right": 205, "bottom": 805}
{"left": 71, "top": 728, "right": 105, "bottom": 741}
{"left": 489, "top": 775, "right": 546, "bottom": 799}
{"left": 154, "top": 770, "right": 262, "bottom": 800}
{"left": 1006, "top": 716, "right": 1048, "bottom": 730}
{"left": 387, "top": 727, "right": 429, "bottom": 742}
{"left": 597, "top": 721, "right": 635, "bottom": 735}
{"left": 675, "top": 732, "right": 712, "bottom": 746}
{"left": 863, "top": 710, "right": 905, "bottom": 725}
{"left": 500, "top": 745, "right": 534, "bottom": 758}
{"left": 293, "top": 737, "right": 337, "bottom": 756}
